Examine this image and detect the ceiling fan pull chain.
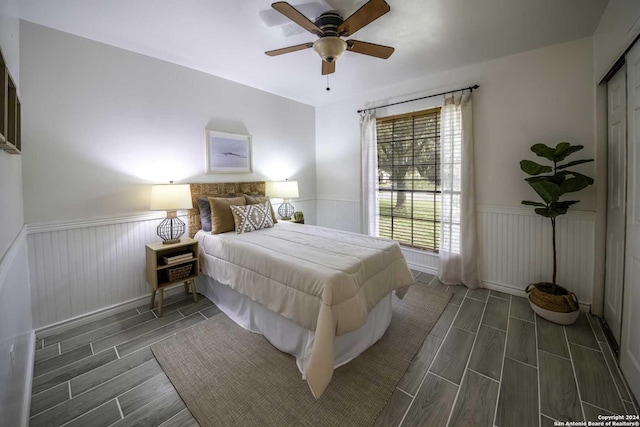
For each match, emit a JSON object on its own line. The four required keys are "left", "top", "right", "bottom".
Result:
{"left": 326, "top": 74, "right": 331, "bottom": 91}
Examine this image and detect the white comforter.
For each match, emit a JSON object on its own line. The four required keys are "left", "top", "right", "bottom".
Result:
{"left": 195, "top": 223, "right": 414, "bottom": 398}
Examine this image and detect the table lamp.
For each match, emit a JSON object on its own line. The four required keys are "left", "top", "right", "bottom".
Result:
{"left": 266, "top": 180, "right": 299, "bottom": 220}
{"left": 150, "top": 183, "right": 193, "bottom": 244}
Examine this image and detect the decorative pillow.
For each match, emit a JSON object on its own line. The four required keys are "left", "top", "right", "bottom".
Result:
{"left": 197, "top": 197, "right": 213, "bottom": 232}
{"left": 197, "top": 194, "right": 243, "bottom": 232}
{"left": 209, "top": 196, "right": 246, "bottom": 234}
{"left": 230, "top": 202, "right": 275, "bottom": 234}
{"left": 244, "top": 195, "right": 278, "bottom": 224}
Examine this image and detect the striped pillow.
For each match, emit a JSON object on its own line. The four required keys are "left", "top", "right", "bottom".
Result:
{"left": 230, "top": 202, "right": 275, "bottom": 234}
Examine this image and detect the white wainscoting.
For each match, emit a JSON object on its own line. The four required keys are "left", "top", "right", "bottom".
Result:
{"left": 0, "top": 227, "right": 35, "bottom": 427}
{"left": 27, "top": 199, "right": 595, "bottom": 328}
{"left": 315, "top": 199, "right": 596, "bottom": 305}
{"left": 477, "top": 205, "right": 595, "bottom": 304}
{"left": 401, "top": 247, "right": 439, "bottom": 273}
{"left": 317, "top": 198, "right": 361, "bottom": 233}
{"left": 27, "top": 212, "right": 172, "bottom": 328}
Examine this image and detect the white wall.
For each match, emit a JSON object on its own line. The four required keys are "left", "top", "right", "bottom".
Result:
{"left": 21, "top": 21, "right": 316, "bottom": 327}
{"left": 0, "top": 1, "right": 22, "bottom": 259}
{"left": 317, "top": 37, "right": 595, "bottom": 209}
{"left": 21, "top": 21, "right": 316, "bottom": 224}
{"left": 0, "top": 0, "right": 18, "bottom": 87}
{"left": 593, "top": 0, "right": 640, "bottom": 82}
{"left": 0, "top": 4, "right": 33, "bottom": 427}
{"left": 316, "top": 38, "right": 598, "bottom": 303}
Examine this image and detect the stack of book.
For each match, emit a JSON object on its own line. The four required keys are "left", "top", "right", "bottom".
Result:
{"left": 163, "top": 252, "right": 193, "bottom": 265}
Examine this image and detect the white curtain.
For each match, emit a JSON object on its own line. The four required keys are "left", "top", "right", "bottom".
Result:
{"left": 439, "top": 92, "right": 480, "bottom": 288}
{"left": 360, "top": 111, "right": 379, "bottom": 236}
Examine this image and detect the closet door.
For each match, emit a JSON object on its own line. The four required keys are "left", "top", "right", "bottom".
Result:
{"left": 604, "top": 65, "right": 626, "bottom": 344}
{"left": 621, "top": 40, "right": 640, "bottom": 400}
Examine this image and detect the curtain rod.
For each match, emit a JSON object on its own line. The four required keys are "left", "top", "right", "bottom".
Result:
{"left": 357, "top": 84, "right": 479, "bottom": 114}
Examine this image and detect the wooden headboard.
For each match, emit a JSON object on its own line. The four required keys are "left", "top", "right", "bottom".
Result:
{"left": 188, "top": 182, "right": 266, "bottom": 238}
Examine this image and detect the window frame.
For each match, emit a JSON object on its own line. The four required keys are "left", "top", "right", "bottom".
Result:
{"left": 375, "top": 107, "right": 442, "bottom": 252}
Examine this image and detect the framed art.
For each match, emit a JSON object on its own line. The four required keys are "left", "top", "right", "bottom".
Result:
{"left": 205, "top": 130, "right": 252, "bottom": 173}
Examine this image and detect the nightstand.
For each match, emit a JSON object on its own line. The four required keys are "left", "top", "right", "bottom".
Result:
{"left": 145, "top": 238, "right": 200, "bottom": 316}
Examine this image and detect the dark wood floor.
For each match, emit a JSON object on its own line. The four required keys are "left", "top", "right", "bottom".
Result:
{"left": 381, "top": 272, "right": 639, "bottom": 427}
{"left": 30, "top": 292, "right": 217, "bottom": 426}
{"left": 30, "top": 273, "right": 638, "bottom": 426}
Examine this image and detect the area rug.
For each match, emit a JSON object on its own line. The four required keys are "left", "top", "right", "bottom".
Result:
{"left": 152, "top": 284, "right": 451, "bottom": 427}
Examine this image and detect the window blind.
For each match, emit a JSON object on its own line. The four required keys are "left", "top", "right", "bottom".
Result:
{"left": 376, "top": 108, "right": 441, "bottom": 252}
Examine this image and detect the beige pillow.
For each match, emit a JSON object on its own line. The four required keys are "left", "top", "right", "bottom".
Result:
{"left": 230, "top": 203, "right": 275, "bottom": 234}
{"left": 244, "top": 195, "right": 278, "bottom": 224}
{"left": 209, "top": 196, "right": 246, "bottom": 234}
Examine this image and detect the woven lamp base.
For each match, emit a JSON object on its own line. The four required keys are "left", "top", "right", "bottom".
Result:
{"left": 158, "top": 214, "right": 186, "bottom": 244}
{"left": 278, "top": 202, "right": 295, "bottom": 220}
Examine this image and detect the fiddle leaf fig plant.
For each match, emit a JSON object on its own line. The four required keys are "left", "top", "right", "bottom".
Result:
{"left": 520, "top": 142, "right": 594, "bottom": 290}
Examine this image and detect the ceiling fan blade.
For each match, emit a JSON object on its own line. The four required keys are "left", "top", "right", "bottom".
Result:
{"left": 346, "top": 40, "right": 394, "bottom": 59}
{"left": 265, "top": 42, "right": 314, "bottom": 56}
{"left": 322, "top": 60, "right": 335, "bottom": 75}
{"left": 272, "top": 2, "right": 323, "bottom": 36}
{"left": 338, "top": 0, "right": 390, "bottom": 37}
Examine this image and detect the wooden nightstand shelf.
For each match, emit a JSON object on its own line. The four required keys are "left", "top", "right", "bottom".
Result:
{"left": 145, "top": 238, "right": 200, "bottom": 316}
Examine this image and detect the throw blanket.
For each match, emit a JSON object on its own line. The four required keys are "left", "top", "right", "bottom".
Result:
{"left": 196, "top": 223, "right": 414, "bottom": 398}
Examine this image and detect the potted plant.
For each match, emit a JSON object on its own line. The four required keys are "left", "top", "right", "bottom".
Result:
{"left": 520, "top": 142, "right": 594, "bottom": 325}
{"left": 293, "top": 211, "right": 305, "bottom": 224}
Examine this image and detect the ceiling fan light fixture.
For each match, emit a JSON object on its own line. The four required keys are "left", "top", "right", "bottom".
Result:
{"left": 313, "top": 36, "right": 347, "bottom": 63}
{"left": 266, "top": 1, "right": 394, "bottom": 75}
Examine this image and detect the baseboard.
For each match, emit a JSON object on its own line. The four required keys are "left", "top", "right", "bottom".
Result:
{"left": 404, "top": 268, "right": 592, "bottom": 313}
{"left": 481, "top": 280, "right": 591, "bottom": 312}
{"left": 406, "top": 262, "right": 438, "bottom": 276}
{"left": 20, "top": 331, "right": 36, "bottom": 427}
{"left": 480, "top": 281, "right": 528, "bottom": 298}
{"left": 35, "top": 295, "right": 147, "bottom": 335}
{"left": 34, "top": 284, "right": 185, "bottom": 335}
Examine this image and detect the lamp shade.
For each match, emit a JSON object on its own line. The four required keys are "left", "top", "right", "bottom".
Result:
{"left": 150, "top": 184, "right": 193, "bottom": 211}
{"left": 266, "top": 180, "right": 299, "bottom": 199}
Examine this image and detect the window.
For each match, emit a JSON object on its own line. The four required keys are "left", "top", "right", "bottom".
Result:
{"left": 376, "top": 108, "right": 441, "bottom": 251}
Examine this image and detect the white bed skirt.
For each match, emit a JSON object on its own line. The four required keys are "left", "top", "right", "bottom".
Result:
{"left": 196, "top": 275, "right": 393, "bottom": 376}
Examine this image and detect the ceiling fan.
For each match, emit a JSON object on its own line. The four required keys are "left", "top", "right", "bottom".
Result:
{"left": 265, "top": 0, "right": 395, "bottom": 75}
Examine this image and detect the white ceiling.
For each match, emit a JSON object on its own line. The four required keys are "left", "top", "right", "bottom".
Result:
{"left": 19, "top": 0, "right": 608, "bottom": 106}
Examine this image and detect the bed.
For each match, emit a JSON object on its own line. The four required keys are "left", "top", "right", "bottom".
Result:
{"left": 188, "top": 182, "right": 415, "bottom": 398}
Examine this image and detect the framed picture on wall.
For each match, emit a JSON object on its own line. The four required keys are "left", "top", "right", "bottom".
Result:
{"left": 205, "top": 130, "right": 252, "bottom": 173}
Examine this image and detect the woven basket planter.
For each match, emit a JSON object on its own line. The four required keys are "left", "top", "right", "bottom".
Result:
{"left": 525, "top": 282, "right": 579, "bottom": 325}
